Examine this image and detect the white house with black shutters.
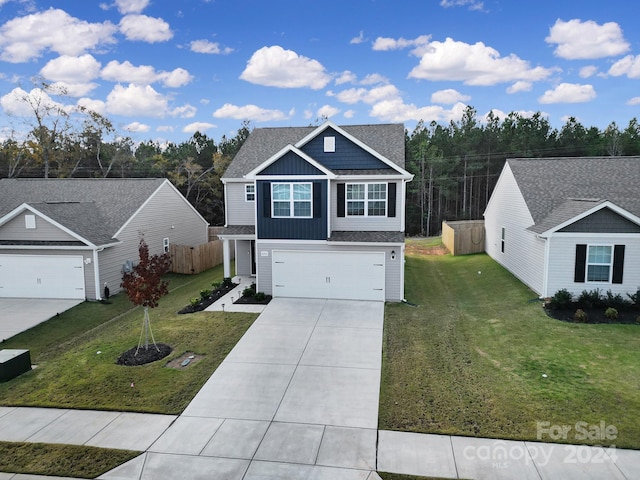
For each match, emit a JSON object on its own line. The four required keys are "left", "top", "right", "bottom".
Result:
{"left": 218, "top": 121, "right": 413, "bottom": 302}
{"left": 484, "top": 157, "right": 640, "bottom": 299}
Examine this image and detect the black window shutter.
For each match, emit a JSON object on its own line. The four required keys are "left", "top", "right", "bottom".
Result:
{"left": 262, "top": 182, "right": 271, "bottom": 218}
{"left": 313, "top": 181, "right": 322, "bottom": 218}
{"left": 574, "top": 244, "right": 586, "bottom": 283}
{"left": 337, "top": 183, "right": 345, "bottom": 217}
{"left": 387, "top": 182, "right": 396, "bottom": 217}
{"left": 612, "top": 245, "right": 625, "bottom": 284}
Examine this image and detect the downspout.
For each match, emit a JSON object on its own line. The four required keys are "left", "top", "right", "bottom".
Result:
{"left": 93, "top": 247, "right": 103, "bottom": 301}
{"left": 542, "top": 234, "right": 551, "bottom": 298}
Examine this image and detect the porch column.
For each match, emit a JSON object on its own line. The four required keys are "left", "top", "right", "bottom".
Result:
{"left": 222, "top": 238, "right": 231, "bottom": 278}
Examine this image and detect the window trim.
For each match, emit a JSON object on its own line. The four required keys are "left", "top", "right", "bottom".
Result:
{"left": 25, "top": 214, "right": 36, "bottom": 229}
{"left": 271, "top": 182, "right": 313, "bottom": 219}
{"left": 245, "top": 184, "right": 255, "bottom": 202}
{"left": 586, "top": 244, "right": 613, "bottom": 283}
{"left": 163, "top": 237, "right": 170, "bottom": 254}
{"left": 345, "top": 182, "right": 387, "bottom": 217}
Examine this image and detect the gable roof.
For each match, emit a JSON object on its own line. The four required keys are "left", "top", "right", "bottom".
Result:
{"left": 507, "top": 156, "right": 640, "bottom": 234}
{"left": 0, "top": 178, "right": 167, "bottom": 245}
{"left": 223, "top": 122, "right": 406, "bottom": 179}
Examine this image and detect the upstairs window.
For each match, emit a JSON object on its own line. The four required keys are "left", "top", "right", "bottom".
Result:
{"left": 324, "top": 136, "right": 335, "bottom": 153}
{"left": 346, "top": 183, "right": 387, "bottom": 217}
{"left": 25, "top": 214, "right": 36, "bottom": 229}
{"left": 245, "top": 184, "right": 255, "bottom": 202}
{"left": 272, "top": 183, "right": 312, "bottom": 218}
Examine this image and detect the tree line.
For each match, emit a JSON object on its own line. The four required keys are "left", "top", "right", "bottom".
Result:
{"left": 1, "top": 84, "right": 638, "bottom": 234}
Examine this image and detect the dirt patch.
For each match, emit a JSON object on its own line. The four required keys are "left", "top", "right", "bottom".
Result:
{"left": 405, "top": 243, "right": 449, "bottom": 256}
{"left": 165, "top": 351, "right": 205, "bottom": 370}
{"left": 116, "top": 343, "right": 172, "bottom": 366}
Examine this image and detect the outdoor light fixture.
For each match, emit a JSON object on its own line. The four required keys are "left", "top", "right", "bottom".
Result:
{"left": 391, "top": 250, "right": 396, "bottom": 260}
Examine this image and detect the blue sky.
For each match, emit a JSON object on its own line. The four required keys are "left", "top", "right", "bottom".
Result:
{"left": 1, "top": 0, "right": 640, "bottom": 146}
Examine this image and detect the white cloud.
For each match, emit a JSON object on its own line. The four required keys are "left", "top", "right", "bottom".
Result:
{"left": 49, "top": 81, "right": 98, "bottom": 97}
{"left": 119, "top": 14, "right": 173, "bottom": 42}
{"left": 440, "top": 0, "right": 485, "bottom": 10}
{"left": 372, "top": 35, "right": 430, "bottom": 51}
{"left": 77, "top": 97, "right": 106, "bottom": 115}
{"left": 408, "top": 37, "right": 554, "bottom": 86}
{"left": 329, "top": 84, "right": 400, "bottom": 105}
{"left": 156, "top": 125, "right": 174, "bottom": 132}
{"left": 360, "top": 73, "right": 389, "bottom": 85}
{"left": 125, "top": 121, "right": 150, "bottom": 132}
{"left": 0, "top": 8, "right": 117, "bottom": 62}
{"left": 240, "top": 45, "right": 331, "bottom": 89}
{"left": 608, "top": 55, "right": 640, "bottom": 79}
{"left": 183, "top": 122, "right": 216, "bottom": 133}
{"left": 115, "top": 0, "right": 149, "bottom": 14}
{"left": 370, "top": 99, "right": 468, "bottom": 123}
{"left": 105, "top": 83, "right": 168, "bottom": 117}
{"left": 213, "top": 103, "right": 289, "bottom": 122}
{"left": 40, "top": 54, "right": 102, "bottom": 83}
{"left": 343, "top": 109, "right": 356, "bottom": 119}
{"left": 1, "top": 87, "right": 67, "bottom": 117}
{"left": 335, "top": 71, "right": 357, "bottom": 85}
{"left": 627, "top": 97, "right": 640, "bottom": 106}
{"left": 317, "top": 105, "right": 340, "bottom": 118}
{"left": 579, "top": 66, "right": 598, "bottom": 78}
{"left": 350, "top": 31, "right": 365, "bottom": 44}
{"left": 170, "top": 104, "right": 197, "bottom": 118}
{"left": 538, "top": 83, "right": 596, "bottom": 104}
{"left": 190, "top": 39, "right": 233, "bottom": 54}
{"left": 546, "top": 19, "right": 629, "bottom": 60}
{"left": 101, "top": 60, "right": 193, "bottom": 87}
{"left": 431, "top": 88, "right": 470, "bottom": 104}
{"left": 506, "top": 81, "right": 533, "bottom": 94}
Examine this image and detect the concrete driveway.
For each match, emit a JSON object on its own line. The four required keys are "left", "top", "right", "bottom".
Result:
{"left": 102, "top": 297, "right": 385, "bottom": 480}
{"left": 0, "top": 298, "right": 83, "bottom": 342}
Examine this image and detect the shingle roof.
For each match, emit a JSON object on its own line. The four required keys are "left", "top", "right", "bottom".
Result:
{"left": 0, "top": 178, "right": 166, "bottom": 245}
{"left": 329, "top": 231, "right": 405, "bottom": 243}
{"left": 507, "top": 157, "right": 640, "bottom": 233}
{"left": 222, "top": 123, "right": 405, "bottom": 179}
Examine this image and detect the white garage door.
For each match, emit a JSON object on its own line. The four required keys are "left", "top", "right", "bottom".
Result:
{"left": 0, "top": 255, "right": 85, "bottom": 299}
{"left": 272, "top": 250, "right": 385, "bottom": 301}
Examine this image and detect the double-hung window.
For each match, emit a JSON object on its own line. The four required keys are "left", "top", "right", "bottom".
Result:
{"left": 346, "top": 183, "right": 387, "bottom": 217}
{"left": 245, "top": 184, "right": 255, "bottom": 202}
{"left": 272, "top": 183, "right": 312, "bottom": 218}
{"left": 587, "top": 245, "right": 612, "bottom": 282}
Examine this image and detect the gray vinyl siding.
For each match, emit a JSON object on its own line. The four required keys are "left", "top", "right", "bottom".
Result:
{"left": 98, "top": 182, "right": 209, "bottom": 298}
{"left": 0, "top": 248, "right": 96, "bottom": 299}
{"left": 546, "top": 234, "right": 640, "bottom": 298}
{"left": 331, "top": 180, "right": 402, "bottom": 231}
{"left": 225, "top": 182, "right": 255, "bottom": 225}
{"left": 484, "top": 163, "right": 545, "bottom": 295}
{"left": 0, "top": 212, "right": 78, "bottom": 242}
{"left": 559, "top": 208, "right": 640, "bottom": 233}
{"left": 255, "top": 241, "right": 403, "bottom": 301}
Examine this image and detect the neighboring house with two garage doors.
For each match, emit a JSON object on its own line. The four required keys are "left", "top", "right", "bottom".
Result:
{"left": 218, "top": 121, "right": 413, "bottom": 302}
{"left": 0, "top": 178, "right": 208, "bottom": 301}
{"left": 484, "top": 157, "right": 640, "bottom": 299}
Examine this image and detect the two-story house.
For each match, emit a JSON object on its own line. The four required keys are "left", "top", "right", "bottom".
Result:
{"left": 218, "top": 121, "right": 413, "bottom": 302}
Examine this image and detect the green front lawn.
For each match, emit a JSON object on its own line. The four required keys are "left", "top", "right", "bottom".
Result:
{"left": 380, "top": 239, "right": 640, "bottom": 449}
{"left": 0, "top": 264, "right": 256, "bottom": 414}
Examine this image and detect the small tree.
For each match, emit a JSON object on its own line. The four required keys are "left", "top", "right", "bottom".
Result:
{"left": 121, "top": 238, "right": 171, "bottom": 354}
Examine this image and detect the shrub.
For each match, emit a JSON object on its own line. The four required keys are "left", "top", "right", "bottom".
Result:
{"left": 604, "top": 290, "right": 630, "bottom": 310}
{"left": 605, "top": 307, "right": 619, "bottom": 320}
{"left": 254, "top": 292, "right": 266, "bottom": 301}
{"left": 549, "top": 289, "right": 573, "bottom": 309}
{"left": 627, "top": 288, "right": 640, "bottom": 306}
{"left": 222, "top": 277, "right": 234, "bottom": 288}
{"left": 200, "top": 289, "right": 212, "bottom": 299}
{"left": 211, "top": 281, "right": 222, "bottom": 290}
{"left": 190, "top": 297, "right": 201, "bottom": 307}
{"left": 573, "top": 309, "right": 588, "bottom": 323}
{"left": 242, "top": 286, "right": 256, "bottom": 298}
{"left": 578, "top": 289, "right": 603, "bottom": 309}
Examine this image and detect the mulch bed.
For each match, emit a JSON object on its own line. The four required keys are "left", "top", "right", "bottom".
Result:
{"left": 234, "top": 294, "right": 272, "bottom": 305}
{"left": 177, "top": 282, "right": 238, "bottom": 314}
{"left": 544, "top": 304, "right": 640, "bottom": 324}
{"left": 116, "top": 343, "right": 173, "bottom": 366}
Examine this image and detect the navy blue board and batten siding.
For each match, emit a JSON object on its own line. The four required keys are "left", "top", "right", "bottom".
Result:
{"left": 256, "top": 179, "right": 328, "bottom": 240}
{"left": 300, "top": 127, "right": 389, "bottom": 170}
{"left": 259, "top": 150, "right": 326, "bottom": 176}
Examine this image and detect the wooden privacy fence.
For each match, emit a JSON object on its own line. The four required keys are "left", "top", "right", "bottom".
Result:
{"left": 170, "top": 241, "right": 223, "bottom": 274}
{"left": 442, "top": 220, "right": 485, "bottom": 256}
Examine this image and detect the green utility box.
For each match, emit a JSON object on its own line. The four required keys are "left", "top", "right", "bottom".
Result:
{"left": 0, "top": 349, "right": 31, "bottom": 382}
